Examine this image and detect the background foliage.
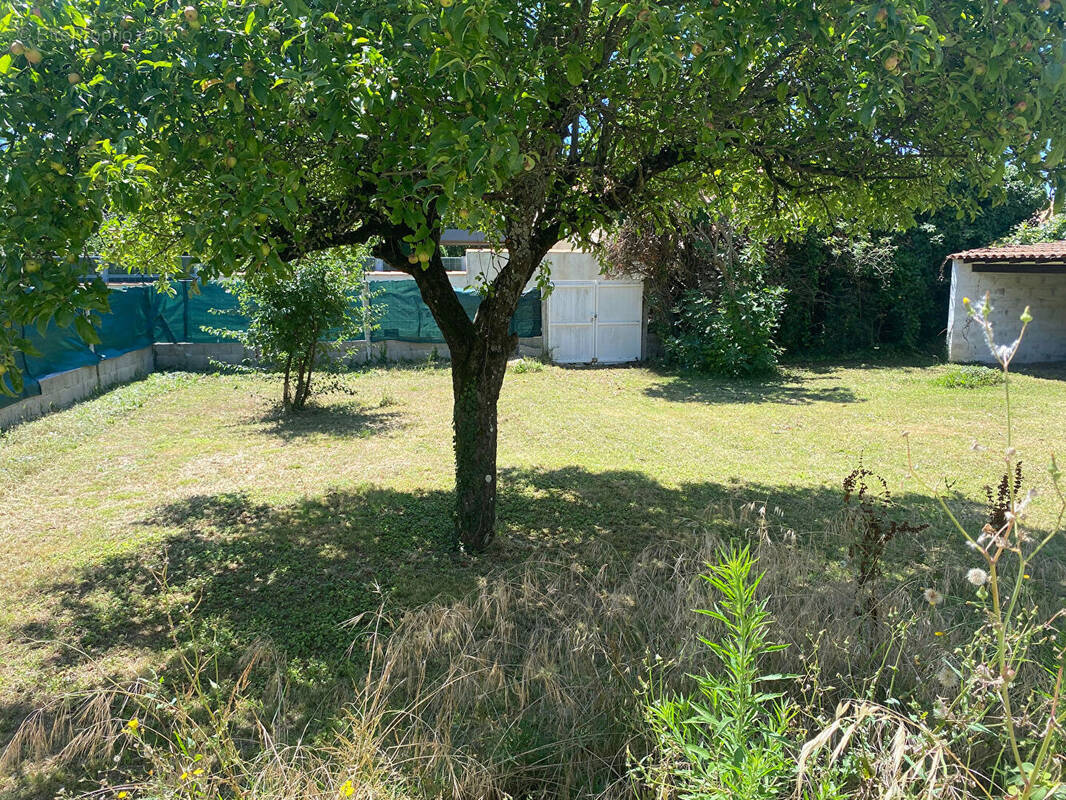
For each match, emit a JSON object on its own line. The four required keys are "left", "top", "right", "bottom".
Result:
{"left": 999, "top": 211, "right": 1066, "bottom": 245}
{"left": 615, "top": 179, "right": 1046, "bottom": 366}
{"left": 766, "top": 178, "right": 1047, "bottom": 356}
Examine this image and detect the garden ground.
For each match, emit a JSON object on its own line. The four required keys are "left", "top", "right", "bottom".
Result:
{"left": 2, "top": 359, "right": 1066, "bottom": 796}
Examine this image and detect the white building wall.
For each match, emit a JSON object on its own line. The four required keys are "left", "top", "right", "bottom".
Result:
{"left": 948, "top": 259, "right": 1066, "bottom": 364}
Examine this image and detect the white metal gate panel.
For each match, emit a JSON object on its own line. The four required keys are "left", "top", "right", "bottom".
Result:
{"left": 546, "top": 282, "right": 596, "bottom": 363}
{"left": 547, "top": 280, "right": 642, "bottom": 364}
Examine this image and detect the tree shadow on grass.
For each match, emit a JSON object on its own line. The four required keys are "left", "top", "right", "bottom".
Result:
{"left": 241, "top": 400, "right": 405, "bottom": 441}
{"left": 23, "top": 467, "right": 988, "bottom": 674}
{"left": 644, "top": 370, "right": 862, "bottom": 405}
{"left": 1013, "top": 362, "right": 1066, "bottom": 381}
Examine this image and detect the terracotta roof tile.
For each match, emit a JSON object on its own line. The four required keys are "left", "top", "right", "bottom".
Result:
{"left": 948, "top": 241, "right": 1066, "bottom": 262}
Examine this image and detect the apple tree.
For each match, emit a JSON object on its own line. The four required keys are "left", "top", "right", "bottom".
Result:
{"left": 2, "top": 0, "right": 1065, "bottom": 551}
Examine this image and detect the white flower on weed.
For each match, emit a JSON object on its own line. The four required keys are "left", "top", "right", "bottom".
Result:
{"left": 995, "top": 341, "right": 1020, "bottom": 366}
{"left": 923, "top": 588, "right": 945, "bottom": 606}
{"left": 966, "top": 567, "right": 989, "bottom": 586}
{"left": 937, "top": 665, "right": 957, "bottom": 688}
{"left": 970, "top": 439, "right": 986, "bottom": 452}
{"left": 1014, "top": 488, "right": 1038, "bottom": 520}
{"left": 975, "top": 524, "right": 998, "bottom": 551}
{"left": 965, "top": 292, "right": 1031, "bottom": 369}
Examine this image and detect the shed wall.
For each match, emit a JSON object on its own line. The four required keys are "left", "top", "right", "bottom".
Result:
{"left": 948, "top": 259, "right": 1066, "bottom": 364}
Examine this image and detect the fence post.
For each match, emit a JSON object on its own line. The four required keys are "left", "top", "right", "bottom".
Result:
{"left": 361, "top": 274, "right": 372, "bottom": 363}
{"left": 181, "top": 280, "right": 190, "bottom": 342}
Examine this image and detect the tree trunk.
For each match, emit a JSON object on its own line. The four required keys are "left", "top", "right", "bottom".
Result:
{"left": 283, "top": 352, "right": 294, "bottom": 409}
{"left": 450, "top": 333, "right": 512, "bottom": 551}
{"left": 374, "top": 221, "right": 556, "bottom": 552}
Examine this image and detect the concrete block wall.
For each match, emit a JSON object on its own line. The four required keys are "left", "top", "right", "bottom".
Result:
{"left": 0, "top": 347, "right": 154, "bottom": 430}
{"left": 948, "top": 259, "right": 1066, "bottom": 364}
{"left": 153, "top": 338, "right": 544, "bottom": 371}
{"left": 153, "top": 342, "right": 253, "bottom": 371}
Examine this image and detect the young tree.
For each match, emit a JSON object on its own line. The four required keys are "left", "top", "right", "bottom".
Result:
{"left": 216, "top": 247, "right": 372, "bottom": 411}
{"left": 3, "top": 0, "right": 1065, "bottom": 550}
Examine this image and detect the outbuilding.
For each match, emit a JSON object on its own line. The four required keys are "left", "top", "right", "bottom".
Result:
{"left": 946, "top": 242, "right": 1066, "bottom": 364}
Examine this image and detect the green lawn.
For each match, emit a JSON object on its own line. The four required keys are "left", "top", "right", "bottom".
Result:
{"left": 2, "top": 359, "right": 1066, "bottom": 788}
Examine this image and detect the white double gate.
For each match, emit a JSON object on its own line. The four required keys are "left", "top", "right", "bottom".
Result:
{"left": 544, "top": 280, "right": 644, "bottom": 364}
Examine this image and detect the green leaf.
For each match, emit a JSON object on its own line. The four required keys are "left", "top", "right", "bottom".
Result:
{"left": 244, "top": 9, "right": 255, "bottom": 35}
{"left": 565, "top": 56, "right": 583, "bottom": 86}
{"left": 74, "top": 315, "right": 100, "bottom": 345}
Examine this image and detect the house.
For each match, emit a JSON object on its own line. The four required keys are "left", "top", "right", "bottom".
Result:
{"left": 946, "top": 242, "right": 1066, "bottom": 364}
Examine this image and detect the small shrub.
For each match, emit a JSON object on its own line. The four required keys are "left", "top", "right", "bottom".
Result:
{"left": 931, "top": 364, "right": 1003, "bottom": 389}
{"left": 663, "top": 285, "right": 786, "bottom": 377}
{"left": 509, "top": 358, "right": 544, "bottom": 374}
{"left": 209, "top": 246, "right": 376, "bottom": 411}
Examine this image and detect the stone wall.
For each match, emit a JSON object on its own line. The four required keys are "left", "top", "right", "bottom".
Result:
{"left": 947, "top": 259, "right": 1066, "bottom": 364}
{"left": 0, "top": 347, "right": 154, "bottom": 430}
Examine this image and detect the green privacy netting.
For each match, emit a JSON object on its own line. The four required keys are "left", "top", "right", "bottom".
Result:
{"left": 0, "top": 352, "right": 40, "bottom": 409}
{"left": 97, "top": 285, "right": 154, "bottom": 358}
{"left": 2, "top": 280, "right": 542, "bottom": 408}
{"left": 1, "top": 285, "right": 155, "bottom": 409}
{"left": 367, "top": 281, "right": 542, "bottom": 343}
{"left": 151, "top": 282, "right": 246, "bottom": 343}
